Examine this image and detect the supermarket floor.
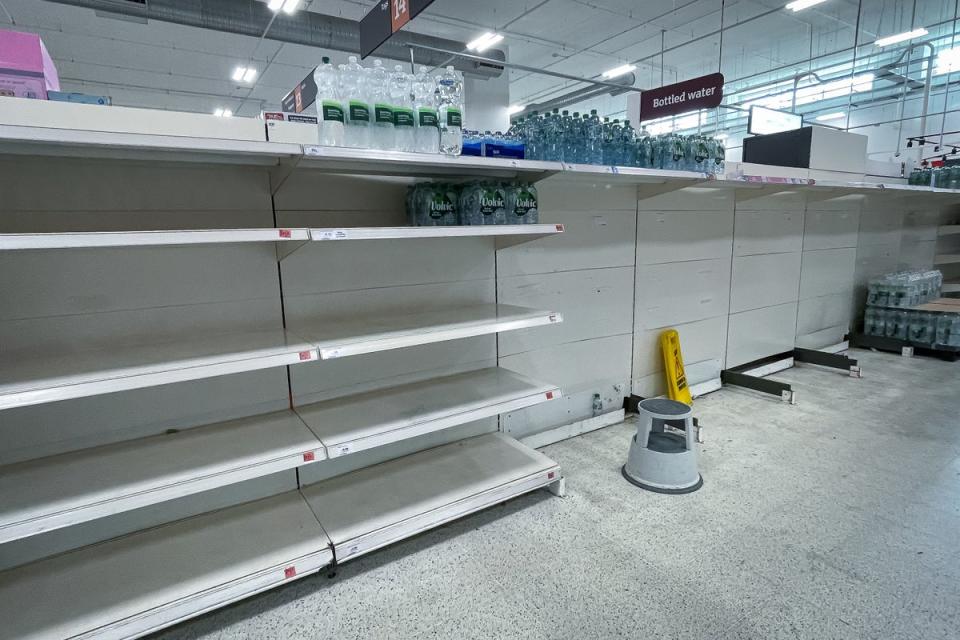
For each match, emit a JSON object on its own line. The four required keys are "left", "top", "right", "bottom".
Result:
{"left": 155, "top": 348, "right": 960, "bottom": 640}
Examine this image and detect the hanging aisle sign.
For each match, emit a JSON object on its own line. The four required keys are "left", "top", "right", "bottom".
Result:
{"left": 639, "top": 72, "right": 725, "bottom": 121}
{"left": 360, "top": 0, "right": 438, "bottom": 59}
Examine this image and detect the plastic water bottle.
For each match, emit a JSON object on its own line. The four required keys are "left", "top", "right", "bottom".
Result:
{"left": 587, "top": 110, "right": 602, "bottom": 164}
{"left": 413, "top": 65, "right": 439, "bottom": 154}
{"left": 369, "top": 60, "right": 394, "bottom": 150}
{"left": 390, "top": 65, "right": 415, "bottom": 152}
{"left": 314, "top": 57, "right": 344, "bottom": 147}
{"left": 437, "top": 66, "right": 463, "bottom": 155}
{"left": 342, "top": 56, "right": 371, "bottom": 149}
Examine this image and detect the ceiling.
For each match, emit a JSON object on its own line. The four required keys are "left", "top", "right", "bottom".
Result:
{"left": 1, "top": 0, "right": 958, "bottom": 121}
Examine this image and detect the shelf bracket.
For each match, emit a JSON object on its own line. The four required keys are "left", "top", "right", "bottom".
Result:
{"left": 276, "top": 239, "right": 309, "bottom": 262}
{"left": 547, "top": 476, "right": 566, "bottom": 497}
{"left": 720, "top": 369, "right": 796, "bottom": 404}
{"left": 793, "top": 347, "right": 861, "bottom": 378}
{"left": 270, "top": 154, "right": 303, "bottom": 197}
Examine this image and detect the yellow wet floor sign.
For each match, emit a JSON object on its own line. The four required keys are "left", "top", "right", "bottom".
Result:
{"left": 660, "top": 329, "right": 692, "bottom": 405}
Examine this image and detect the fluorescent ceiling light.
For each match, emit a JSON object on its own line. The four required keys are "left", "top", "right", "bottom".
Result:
{"left": 785, "top": 0, "right": 830, "bottom": 11}
{"left": 507, "top": 104, "right": 526, "bottom": 115}
{"left": 213, "top": 108, "right": 233, "bottom": 118}
{"left": 232, "top": 66, "right": 257, "bottom": 83}
{"left": 815, "top": 112, "right": 846, "bottom": 121}
{"left": 602, "top": 63, "right": 637, "bottom": 79}
{"left": 267, "top": 0, "right": 300, "bottom": 13}
{"left": 466, "top": 32, "right": 504, "bottom": 53}
{"left": 875, "top": 28, "right": 928, "bottom": 47}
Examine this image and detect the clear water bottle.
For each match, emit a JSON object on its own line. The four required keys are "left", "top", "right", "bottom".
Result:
{"left": 342, "top": 56, "right": 371, "bottom": 149}
{"left": 413, "top": 65, "right": 439, "bottom": 154}
{"left": 390, "top": 65, "right": 415, "bottom": 152}
{"left": 437, "top": 66, "right": 463, "bottom": 155}
{"left": 314, "top": 56, "right": 344, "bottom": 147}
{"left": 508, "top": 183, "right": 539, "bottom": 224}
{"left": 621, "top": 120, "right": 637, "bottom": 166}
{"left": 369, "top": 60, "right": 394, "bottom": 150}
{"left": 587, "top": 110, "right": 603, "bottom": 164}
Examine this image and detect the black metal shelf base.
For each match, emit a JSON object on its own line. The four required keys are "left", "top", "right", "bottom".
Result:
{"left": 850, "top": 333, "right": 960, "bottom": 362}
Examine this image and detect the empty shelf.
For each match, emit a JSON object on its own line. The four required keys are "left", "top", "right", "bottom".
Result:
{"left": 309, "top": 224, "right": 564, "bottom": 248}
{"left": 0, "top": 228, "right": 309, "bottom": 250}
{"left": 0, "top": 491, "right": 332, "bottom": 640}
{"left": 0, "top": 123, "right": 301, "bottom": 166}
{"left": 296, "top": 368, "right": 561, "bottom": 458}
{"left": 935, "top": 254, "right": 960, "bottom": 265}
{"left": 300, "top": 145, "right": 561, "bottom": 180}
{"left": 0, "top": 411, "right": 324, "bottom": 544}
{"left": 939, "top": 225, "right": 960, "bottom": 236}
{"left": 943, "top": 280, "right": 960, "bottom": 293}
{"left": 0, "top": 329, "right": 317, "bottom": 410}
{"left": 294, "top": 304, "right": 562, "bottom": 360}
{"left": 301, "top": 432, "right": 561, "bottom": 562}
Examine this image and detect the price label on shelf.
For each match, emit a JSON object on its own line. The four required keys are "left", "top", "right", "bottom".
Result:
{"left": 299, "top": 351, "right": 314, "bottom": 361}
{"left": 303, "top": 451, "right": 316, "bottom": 462}
{"left": 315, "top": 230, "right": 349, "bottom": 241}
{"left": 278, "top": 229, "right": 293, "bottom": 239}
{"left": 284, "top": 566, "right": 297, "bottom": 579}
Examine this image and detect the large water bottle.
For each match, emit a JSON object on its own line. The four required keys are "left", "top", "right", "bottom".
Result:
{"left": 523, "top": 112, "right": 540, "bottom": 160}
{"left": 314, "top": 57, "right": 344, "bottom": 147}
{"left": 342, "top": 56, "right": 371, "bottom": 149}
{"left": 413, "top": 65, "right": 439, "bottom": 154}
{"left": 437, "top": 66, "right": 463, "bottom": 155}
{"left": 369, "top": 60, "right": 394, "bottom": 150}
{"left": 390, "top": 65, "right": 415, "bottom": 152}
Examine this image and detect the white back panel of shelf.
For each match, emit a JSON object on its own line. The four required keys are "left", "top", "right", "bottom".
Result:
{"left": 276, "top": 171, "right": 499, "bottom": 480}
{"left": 0, "top": 156, "right": 293, "bottom": 564}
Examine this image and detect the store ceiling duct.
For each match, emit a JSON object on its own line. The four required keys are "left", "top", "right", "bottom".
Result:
{"left": 45, "top": 0, "right": 505, "bottom": 78}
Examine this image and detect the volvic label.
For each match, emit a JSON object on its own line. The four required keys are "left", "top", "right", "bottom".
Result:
{"left": 375, "top": 104, "right": 393, "bottom": 125}
{"left": 514, "top": 189, "right": 537, "bottom": 216}
{"left": 418, "top": 108, "right": 439, "bottom": 128}
{"left": 321, "top": 101, "right": 345, "bottom": 123}
{"left": 394, "top": 107, "right": 415, "bottom": 127}
{"left": 429, "top": 193, "right": 455, "bottom": 219}
{"left": 479, "top": 189, "right": 504, "bottom": 216}
{"left": 444, "top": 107, "right": 462, "bottom": 128}
{"left": 349, "top": 101, "right": 370, "bottom": 123}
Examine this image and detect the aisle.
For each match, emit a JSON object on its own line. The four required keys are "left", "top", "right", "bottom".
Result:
{"left": 154, "top": 349, "right": 960, "bottom": 640}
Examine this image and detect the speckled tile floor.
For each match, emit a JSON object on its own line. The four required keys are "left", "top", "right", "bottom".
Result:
{"left": 154, "top": 348, "right": 960, "bottom": 640}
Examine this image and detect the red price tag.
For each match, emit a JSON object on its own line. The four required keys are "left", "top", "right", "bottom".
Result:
{"left": 299, "top": 351, "right": 313, "bottom": 361}
{"left": 303, "top": 451, "right": 316, "bottom": 462}
{"left": 284, "top": 566, "right": 297, "bottom": 579}
{"left": 545, "top": 391, "right": 554, "bottom": 400}
{"left": 279, "top": 229, "right": 292, "bottom": 238}
{"left": 390, "top": 0, "right": 410, "bottom": 32}
{"left": 555, "top": 224, "right": 565, "bottom": 232}
{"left": 547, "top": 471, "right": 556, "bottom": 480}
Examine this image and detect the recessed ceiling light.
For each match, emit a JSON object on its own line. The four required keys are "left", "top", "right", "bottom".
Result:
{"left": 785, "top": 0, "right": 830, "bottom": 11}
{"left": 602, "top": 64, "right": 637, "bottom": 79}
{"left": 213, "top": 108, "right": 233, "bottom": 118}
{"left": 875, "top": 28, "right": 928, "bottom": 47}
{"left": 232, "top": 66, "right": 258, "bottom": 83}
{"left": 466, "top": 32, "right": 504, "bottom": 53}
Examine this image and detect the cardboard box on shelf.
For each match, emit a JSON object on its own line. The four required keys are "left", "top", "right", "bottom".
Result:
{"left": 0, "top": 29, "right": 60, "bottom": 100}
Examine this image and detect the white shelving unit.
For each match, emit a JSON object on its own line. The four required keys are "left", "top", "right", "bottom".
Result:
{"left": 296, "top": 368, "right": 561, "bottom": 458}
{"left": 0, "top": 228, "right": 310, "bottom": 250}
{"left": 301, "top": 144, "right": 561, "bottom": 180}
{"left": 296, "top": 305, "right": 562, "bottom": 360}
{"left": 0, "top": 123, "right": 301, "bottom": 166}
{"left": 301, "top": 433, "right": 562, "bottom": 562}
{"left": 0, "top": 329, "right": 318, "bottom": 410}
{"left": 0, "top": 411, "right": 324, "bottom": 544}
{"left": 309, "top": 224, "right": 564, "bottom": 249}
{"left": 939, "top": 224, "right": 960, "bottom": 236}
{"left": 0, "top": 491, "right": 333, "bottom": 640}
{"left": 943, "top": 280, "right": 960, "bottom": 293}
{"left": 935, "top": 254, "right": 960, "bottom": 265}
